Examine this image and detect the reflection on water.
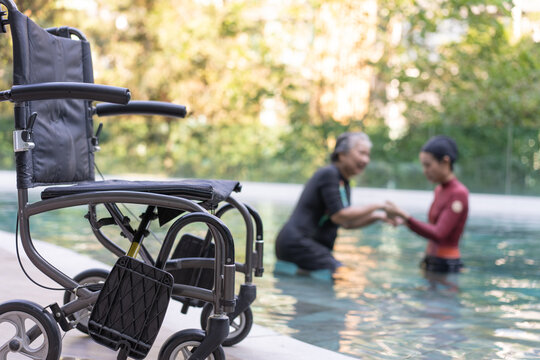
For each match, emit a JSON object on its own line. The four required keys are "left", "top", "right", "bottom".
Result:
{"left": 0, "top": 191, "right": 539, "bottom": 359}
{"left": 249, "top": 199, "right": 540, "bottom": 359}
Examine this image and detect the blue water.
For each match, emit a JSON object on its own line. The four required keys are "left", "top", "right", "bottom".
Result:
{"left": 250, "top": 202, "right": 540, "bottom": 359}
{"left": 0, "top": 189, "right": 539, "bottom": 359}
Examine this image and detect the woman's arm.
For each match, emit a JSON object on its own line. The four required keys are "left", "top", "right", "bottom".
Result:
{"left": 330, "top": 204, "right": 385, "bottom": 229}
{"left": 406, "top": 205, "right": 463, "bottom": 243}
{"left": 385, "top": 196, "right": 467, "bottom": 243}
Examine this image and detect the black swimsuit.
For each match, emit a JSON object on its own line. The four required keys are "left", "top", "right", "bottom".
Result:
{"left": 420, "top": 256, "right": 463, "bottom": 273}
{"left": 275, "top": 165, "right": 350, "bottom": 271}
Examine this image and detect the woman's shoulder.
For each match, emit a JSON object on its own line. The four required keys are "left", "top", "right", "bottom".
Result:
{"left": 451, "top": 178, "right": 469, "bottom": 198}
{"left": 313, "top": 164, "right": 340, "bottom": 177}
{"left": 306, "top": 165, "right": 341, "bottom": 187}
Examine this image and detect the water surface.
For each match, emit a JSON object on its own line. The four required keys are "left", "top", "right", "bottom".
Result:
{"left": 0, "top": 184, "right": 539, "bottom": 359}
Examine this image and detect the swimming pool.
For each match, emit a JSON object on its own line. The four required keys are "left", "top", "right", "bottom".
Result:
{"left": 0, "top": 183, "right": 539, "bottom": 359}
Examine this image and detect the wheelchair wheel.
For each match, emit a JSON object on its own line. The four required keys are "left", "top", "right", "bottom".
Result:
{"left": 200, "top": 303, "right": 253, "bottom": 346}
{"left": 158, "top": 329, "right": 225, "bottom": 360}
{"left": 0, "top": 300, "right": 62, "bottom": 360}
{"left": 62, "top": 268, "right": 109, "bottom": 334}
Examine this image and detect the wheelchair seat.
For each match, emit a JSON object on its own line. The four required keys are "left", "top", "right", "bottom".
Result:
{"left": 41, "top": 179, "right": 241, "bottom": 206}
{"left": 41, "top": 179, "right": 242, "bottom": 227}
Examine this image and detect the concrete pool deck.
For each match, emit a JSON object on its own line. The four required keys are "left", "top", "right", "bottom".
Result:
{"left": 0, "top": 229, "right": 356, "bottom": 360}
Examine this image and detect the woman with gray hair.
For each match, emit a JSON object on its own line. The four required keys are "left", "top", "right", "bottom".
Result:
{"left": 275, "top": 131, "right": 391, "bottom": 274}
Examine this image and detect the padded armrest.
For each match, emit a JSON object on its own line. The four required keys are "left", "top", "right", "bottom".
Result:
{"left": 95, "top": 101, "right": 187, "bottom": 118}
{"left": 0, "top": 82, "right": 131, "bottom": 104}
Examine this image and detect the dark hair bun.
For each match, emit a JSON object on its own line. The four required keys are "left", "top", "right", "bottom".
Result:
{"left": 421, "top": 135, "right": 458, "bottom": 163}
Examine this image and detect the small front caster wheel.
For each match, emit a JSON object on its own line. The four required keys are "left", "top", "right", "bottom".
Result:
{"left": 0, "top": 300, "right": 62, "bottom": 360}
{"left": 158, "top": 329, "right": 225, "bottom": 360}
{"left": 200, "top": 303, "right": 253, "bottom": 346}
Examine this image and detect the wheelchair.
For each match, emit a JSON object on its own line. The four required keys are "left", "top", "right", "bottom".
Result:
{"left": 70, "top": 196, "right": 265, "bottom": 347}
{"left": 0, "top": 1, "right": 263, "bottom": 359}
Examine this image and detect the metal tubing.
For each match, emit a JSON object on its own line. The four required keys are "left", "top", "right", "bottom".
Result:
{"left": 216, "top": 197, "right": 254, "bottom": 282}
{"left": 244, "top": 203, "right": 265, "bottom": 277}
{"left": 87, "top": 205, "right": 126, "bottom": 258}
{"left": 18, "top": 190, "right": 204, "bottom": 294}
{"left": 226, "top": 197, "right": 254, "bottom": 282}
{"left": 103, "top": 203, "right": 136, "bottom": 242}
{"left": 171, "top": 283, "right": 214, "bottom": 303}
{"left": 24, "top": 191, "right": 204, "bottom": 216}
{"left": 254, "top": 239, "right": 264, "bottom": 277}
{"left": 244, "top": 203, "right": 264, "bottom": 240}
{"left": 17, "top": 189, "right": 85, "bottom": 296}
{"left": 235, "top": 263, "right": 247, "bottom": 274}
{"left": 126, "top": 205, "right": 156, "bottom": 257}
{"left": 156, "top": 212, "right": 235, "bottom": 313}
{"left": 164, "top": 258, "right": 215, "bottom": 271}
{"left": 155, "top": 212, "right": 235, "bottom": 268}
{"left": 92, "top": 203, "right": 155, "bottom": 264}
{"left": 61, "top": 291, "right": 100, "bottom": 317}
{"left": 222, "top": 264, "right": 236, "bottom": 313}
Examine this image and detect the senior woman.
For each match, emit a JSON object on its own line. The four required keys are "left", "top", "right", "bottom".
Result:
{"left": 275, "top": 132, "right": 390, "bottom": 273}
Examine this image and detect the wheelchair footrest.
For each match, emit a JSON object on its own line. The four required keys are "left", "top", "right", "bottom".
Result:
{"left": 88, "top": 256, "right": 173, "bottom": 360}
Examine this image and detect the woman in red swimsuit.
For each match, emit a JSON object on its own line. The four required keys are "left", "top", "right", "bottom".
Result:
{"left": 385, "top": 135, "right": 469, "bottom": 273}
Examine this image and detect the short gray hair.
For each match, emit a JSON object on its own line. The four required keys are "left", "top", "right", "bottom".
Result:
{"left": 330, "top": 132, "right": 372, "bottom": 162}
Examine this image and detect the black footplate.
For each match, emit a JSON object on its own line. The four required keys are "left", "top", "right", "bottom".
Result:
{"left": 88, "top": 256, "right": 173, "bottom": 359}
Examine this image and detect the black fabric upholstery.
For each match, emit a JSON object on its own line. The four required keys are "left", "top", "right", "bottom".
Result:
{"left": 8, "top": 8, "right": 95, "bottom": 188}
{"left": 41, "top": 179, "right": 241, "bottom": 207}
{"left": 5, "top": 5, "right": 243, "bottom": 216}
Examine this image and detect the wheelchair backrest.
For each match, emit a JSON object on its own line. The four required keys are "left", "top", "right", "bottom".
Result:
{"left": 2, "top": 0, "right": 96, "bottom": 188}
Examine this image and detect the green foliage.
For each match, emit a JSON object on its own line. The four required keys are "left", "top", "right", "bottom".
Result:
{"left": 0, "top": 0, "right": 539, "bottom": 195}
{"left": 371, "top": 0, "right": 540, "bottom": 194}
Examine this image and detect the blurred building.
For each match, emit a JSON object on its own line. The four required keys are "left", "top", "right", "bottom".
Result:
{"left": 512, "top": 0, "right": 540, "bottom": 42}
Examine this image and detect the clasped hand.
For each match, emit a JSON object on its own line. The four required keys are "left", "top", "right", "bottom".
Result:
{"left": 379, "top": 201, "right": 408, "bottom": 227}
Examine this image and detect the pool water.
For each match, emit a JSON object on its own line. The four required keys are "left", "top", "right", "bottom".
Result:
{"left": 0, "top": 188, "right": 539, "bottom": 359}
{"left": 253, "top": 213, "right": 540, "bottom": 359}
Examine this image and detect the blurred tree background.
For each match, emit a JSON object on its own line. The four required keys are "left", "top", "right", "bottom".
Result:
{"left": 0, "top": 0, "right": 539, "bottom": 195}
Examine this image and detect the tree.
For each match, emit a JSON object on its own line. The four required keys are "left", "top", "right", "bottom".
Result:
{"left": 0, "top": 0, "right": 538, "bottom": 194}
{"left": 368, "top": 0, "right": 540, "bottom": 194}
